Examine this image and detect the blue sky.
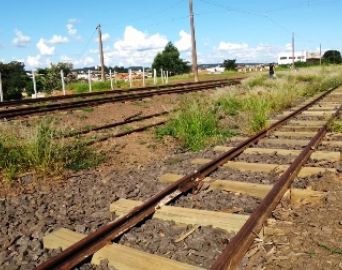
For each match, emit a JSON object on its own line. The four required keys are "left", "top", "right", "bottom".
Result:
{"left": 0, "top": 0, "right": 341, "bottom": 69}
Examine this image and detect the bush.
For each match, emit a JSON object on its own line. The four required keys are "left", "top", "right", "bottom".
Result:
{"left": 156, "top": 98, "right": 233, "bottom": 151}
{"left": 0, "top": 120, "right": 104, "bottom": 181}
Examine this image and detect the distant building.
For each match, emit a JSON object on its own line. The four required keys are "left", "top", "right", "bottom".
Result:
{"left": 206, "top": 66, "right": 225, "bottom": 74}
{"left": 278, "top": 51, "right": 321, "bottom": 65}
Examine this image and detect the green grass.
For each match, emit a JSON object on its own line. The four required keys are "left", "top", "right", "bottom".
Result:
{"left": 156, "top": 66, "right": 342, "bottom": 151}
{"left": 156, "top": 97, "right": 234, "bottom": 151}
{"left": 0, "top": 120, "right": 104, "bottom": 181}
{"left": 329, "top": 118, "right": 342, "bottom": 132}
{"left": 215, "top": 94, "right": 242, "bottom": 116}
{"left": 81, "top": 107, "right": 94, "bottom": 113}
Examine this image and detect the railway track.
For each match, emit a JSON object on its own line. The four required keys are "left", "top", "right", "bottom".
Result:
{"left": 36, "top": 85, "right": 342, "bottom": 269}
{"left": 57, "top": 110, "right": 170, "bottom": 145}
{"left": 0, "top": 78, "right": 240, "bottom": 120}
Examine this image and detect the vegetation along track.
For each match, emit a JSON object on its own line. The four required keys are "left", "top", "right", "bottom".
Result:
{"left": 0, "top": 78, "right": 241, "bottom": 120}
{"left": 37, "top": 85, "right": 342, "bottom": 270}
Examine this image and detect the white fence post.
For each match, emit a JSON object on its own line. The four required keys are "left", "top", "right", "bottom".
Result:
{"left": 142, "top": 67, "right": 145, "bottom": 87}
{"left": 110, "top": 69, "right": 114, "bottom": 90}
{"left": 160, "top": 68, "right": 164, "bottom": 84}
{"left": 0, "top": 72, "right": 3, "bottom": 102}
{"left": 129, "top": 69, "right": 132, "bottom": 88}
{"left": 60, "top": 70, "right": 66, "bottom": 96}
{"left": 88, "top": 70, "right": 92, "bottom": 92}
{"left": 153, "top": 69, "right": 157, "bottom": 85}
{"left": 166, "top": 70, "right": 169, "bottom": 84}
{"left": 32, "top": 70, "right": 37, "bottom": 98}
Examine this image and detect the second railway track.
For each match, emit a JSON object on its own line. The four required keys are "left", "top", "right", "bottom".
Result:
{"left": 35, "top": 85, "right": 342, "bottom": 270}
{"left": 0, "top": 78, "right": 241, "bottom": 120}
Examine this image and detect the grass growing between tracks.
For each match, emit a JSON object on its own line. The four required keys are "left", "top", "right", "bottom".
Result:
{"left": 156, "top": 97, "right": 235, "bottom": 151}
{"left": 329, "top": 118, "right": 342, "bottom": 132}
{"left": 157, "top": 66, "right": 342, "bottom": 151}
{"left": 0, "top": 120, "right": 104, "bottom": 181}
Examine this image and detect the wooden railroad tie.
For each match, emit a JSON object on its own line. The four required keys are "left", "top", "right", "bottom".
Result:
{"left": 213, "top": 146, "right": 341, "bottom": 162}
{"left": 191, "top": 159, "right": 336, "bottom": 178}
{"left": 43, "top": 228, "right": 204, "bottom": 270}
{"left": 159, "top": 173, "right": 324, "bottom": 205}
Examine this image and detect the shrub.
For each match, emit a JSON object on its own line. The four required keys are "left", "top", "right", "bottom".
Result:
{"left": 0, "top": 120, "right": 104, "bottom": 181}
{"left": 156, "top": 98, "right": 233, "bottom": 151}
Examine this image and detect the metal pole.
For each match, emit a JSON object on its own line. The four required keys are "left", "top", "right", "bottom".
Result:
{"left": 189, "top": 0, "right": 199, "bottom": 82}
{"left": 153, "top": 69, "right": 157, "bottom": 85}
{"left": 60, "top": 70, "right": 66, "bottom": 95}
{"left": 142, "top": 67, "right": 145, "bottom": 87}
{"left": 0, "top": 72, "right": 3, "bottom": 102}
{"left": 96, "top": 24, "right": 106, "bottom": 81}
{"left": 292, "top": 32, "right": 295, "bottom": 70}
{"left": 88, "top": 70, "right": 92, "bottom": 92}
{"left": 110, "top": 69, "right": 114, "bottom": 90}
{"left": 166, "top": 70, "right": 169, "bottom": 84}
{"left": 32, "top": 70, "right": 37, "bottom": 98}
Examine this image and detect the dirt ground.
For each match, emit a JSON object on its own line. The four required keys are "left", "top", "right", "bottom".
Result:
{"left": 245, "top": 173, "right": 342, "bottom": 270}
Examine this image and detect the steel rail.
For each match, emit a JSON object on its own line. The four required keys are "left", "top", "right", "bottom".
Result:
{"left": 211, "top": 98, "right": 342, "bottom": 270}
{"left": 35, "top": 85, "right": 339, "bottom": 270}
{"left": 0, "top": 78, "right": 241, "bottom": 107}
{"left": 84, "top": 120, "right": 167, "bottom": 146}
{"left": 0, "top": 80, "right": 234, "bottom": 119}
{"left": 59, "top": 111, "right": 170, "bottom": 138}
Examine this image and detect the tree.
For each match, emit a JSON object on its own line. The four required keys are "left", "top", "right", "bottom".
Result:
{"left": 0, "top": 61, "right": 29, "bottom": 100}
{"left": 223, "top": 59, "right": 237, "bottom": 71}
{"left": 152, "top": 42, "right": 190, "bottom": 76}
{"left": 322, "top": 50, "right": 342, "bottom": 64}
{"left": 36, "top": 62, "right": 74, "bottom": 93}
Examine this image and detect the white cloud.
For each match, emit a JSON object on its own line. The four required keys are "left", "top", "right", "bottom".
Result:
{"left": 102, "top": 33, "right": 110, "bottom": 42}
{"left": 104, "top": 26, "right": 168, "bottom": 66}
{"left": 114, "top": 26, "right": 167, "bottom": 52}
{"left": 13, "top": 30, "right": 31, "bottom": 47}
{"left": 26, "top": 55, "right": 42, "bottom": 68}
{"left": 48, "top": 35, "right": 69, "bottom": 45}
{"left": 66, "top": 19, "right": 79, "bottom": 37}
{"left": 67, "top": 23, "right": 77, "bottom": 36}
{"left": 36, "top": 38, "right": 55, "bottom": 56}
{"left": 175, "top": 30, "right": 191, "bottom": 52}
{"left": 214, "top": 41, "right": 285, "bottom": 62}
{"left": 218, "top": 42, "right": 248, "bottom": 51}
{"left": 61, "top": 55, "right": 94, "bottom": 67}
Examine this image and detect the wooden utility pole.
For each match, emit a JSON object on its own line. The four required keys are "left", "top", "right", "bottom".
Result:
{"left": 189, "top": 0, "right": 199, "bottom": 82}
{"left": 96, "top": 24, "right": 106, "bottom": 81}
{"left": 291, "top": 32, "right": 295, "bottom": 70}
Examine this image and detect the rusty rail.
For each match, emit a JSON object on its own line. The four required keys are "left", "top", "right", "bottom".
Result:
{"left": 35, "top": 85, "right": 339, "bottom": 270}
{"left": 0, "top": 78, "right": 242, "bottom": 108}
{"left": 0, "top": 79, "right": 238, "bottom": 119}
{"left": 211, "top": 98, "right": 342, "bottom": 270}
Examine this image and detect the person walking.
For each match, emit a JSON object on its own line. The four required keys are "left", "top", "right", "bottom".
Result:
{"left": 269, "top": 63, "right": 275, "bottom": 78}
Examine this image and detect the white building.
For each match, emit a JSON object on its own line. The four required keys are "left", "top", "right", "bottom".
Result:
{"left": 206, "top": 66, "right": 225, "bottom": 74}
{"left": 277, "top": 51, "right": 307, "bottom": 65}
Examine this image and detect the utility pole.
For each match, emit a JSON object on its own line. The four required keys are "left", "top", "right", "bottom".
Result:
{"left": 96, "top": 24, "right": 106, "bottom": 81}
{"left": 291, "top": 32, "right": 295, "bottom": 70}
{"left": 189, "top": 0, "right": 199, "bottom": 82}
